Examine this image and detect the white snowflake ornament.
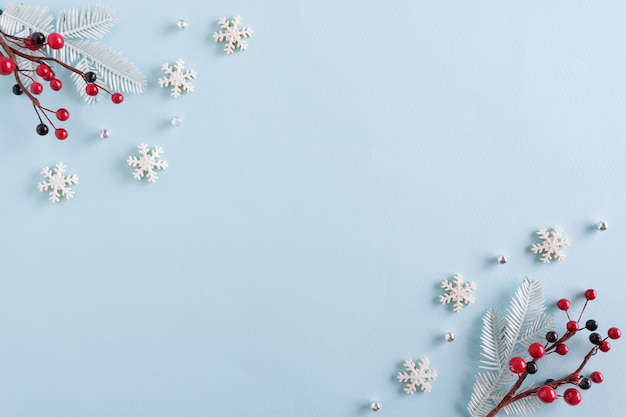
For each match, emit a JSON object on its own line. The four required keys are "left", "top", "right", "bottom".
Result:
{"left": 127, "top": 144, "right": 168, "bottom": 183}
{"left": 213, "top": 15, "right": 253, "bottom": 54}
{"left": 397, "top": 358, "right": 437, "bottom": 394}
{"left": 158, "top": 59, "right": 196, "bottom": 98}
{"left": 440, "top": 274, "right": 476, "bottom": 313}
{"left": 531, "top": 227, "right": 571, "bottom": 263}
{"left": 37, "top": 163, "right": 78, "bottom": 203}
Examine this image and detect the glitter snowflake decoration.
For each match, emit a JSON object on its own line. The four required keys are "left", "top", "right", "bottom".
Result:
{"left": 37, "top": 163, "right": 78, "bottom": 203}
{"left": 531, "top": 227, "right": 571, "bottom": 263}
{"left": 213, "top": 15, "right": 253, "bottom": 54}
{"left": 158, "top": 59, "right": 196, "bottom": 98}
{"left": 440, "top": 274, "right": 476, "bottom": 313}
{"left": 127, "top": 144, "right": 168, "bottom": 183}
{"left": 397, "top": 358, "right": 437, "bottom": 394}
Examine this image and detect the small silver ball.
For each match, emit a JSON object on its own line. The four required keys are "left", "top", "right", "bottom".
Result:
{"left": 445, "top": 332, "right": 455, "bottom": 342}
{"left": 370, "top": 402, "right": 381, "bottom": 412}
{"left": 597, "top": 221, "right": 608, "bottom": 231}
{"left": 498, "top": 255, "right": 508, "bottom": 265}
{"left": 170, "top": 116, "right": 183, "bottom": 126}
{"left": 176, "top": 19, "right": 188, "bottom": 30}
{"left": 99, "top": 129, "right": 110, "bottom": 139}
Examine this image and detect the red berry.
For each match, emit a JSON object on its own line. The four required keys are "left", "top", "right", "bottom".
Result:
{"left": 30, "top": 82, "right": 43, "bottom": 95}
{"left": 528, "top": 342, "right": 545, "bottom": 359}
{"left": 608, "top": 327, "right": 621, "bottom": 339}
{"left": 35, "top": 63, "right": 51, "bottom": 78}
{"left": 24, "top": 35, "right": 41, "bottom": 51}
{"left": 599, "top": 340, "right": 611, "bottom": 352}
{"left": 590, "top": 371, "right": 604, "bottom": 383}
{"left": 566, "top": 320, "right": 579, "bottom": 332}
{"left": 55, "top": 128, "right": 68, "bottom": 140}
{"left": 85, "top": 84, "right": 99, "bottom": 96}
{"left": 43, "top": 69, "right": 55, "bottom": 82}
{"left": 556, "top": 343, "right": 569, "bottom": 355}
{"left": 0, "top": 57, "right": 15, "bottom": 75}
{"left": 584, "top": 289, "right": 597, "bottom": 300}
{"left": 509, "top": 357, "right": 527, "bottom": 374}
{"left": 47, "top": 33, "right": 65, "bottom": 49}
{"left": 557, "top": 298, "right": 570, "bottom": 310}
{"left": 50, "top": 78, "right": 62, "bottom": 91}
{"left": 563, "top": 388, "right": 582, "bottom": 405}
{"left": 111, "top": 92, "right": 124, "bottom": 104}
{"left": 56, "top": 108, "right": 70, "bottom": 121}
{"left": 537, "top": 385, "right": 557, "bottom": 403}
{"left": 569, "top": 373, "right": 580, "bottom": 383}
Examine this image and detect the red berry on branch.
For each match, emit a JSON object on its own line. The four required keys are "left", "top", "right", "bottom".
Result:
{"left": 111, "top": 92, "right": 124, "bottom": 104}
{"left": 0, "top": 57, "right": 15, "bottom": 75}
{"left": 608, "top": 327, "right": 621, "bottom": 339}
{"left": 556, "top": 343, "right": 569, "bottom": 355}
{"left": 35, "top": 63, "right": 51, "bottom": 78}
{"left": 566, "top": 320, "right": 579, "bottom": 332}
{"left": 30, "top": 82, "right": 43, "bottom": 95}
{"left": 584, "top": 289, "right": 597, "bottom": 300}
{"left": 590, "top": 371, "right": 604, "bottom": 383}
{"left": 599, "top": 340, "right": 611, "bottom": 352}
{"left": 24, "top": 35, "right": 41, "bottom": 51}
{"left": 47, "top": 33, "right": 65, "bottom": 49}
{"left": 557, "top": 299, "right": 570, "bottom": 310}
{"left": 528, "top": 342, "right": 545, "bottom": 359}
{"left": 85, "top": 84, "right": 99, "bottom": 96}
{"left": 569, "top": 373, "right": 580, "bottom": 383}
{"left": 55, "top": 128, "right": 68, "bottom": 140}
{"left": 56, "top": 108, "right": 70, "bottom": 121}
{"left": 43, "top": 70, "right": 56, "bottom": 82}
{"left": 537, "top": 385, "right": 557, "bottom": 403}
{"left": 508, "top": 357, "right": 527, "bottom": 374}
{"left": 50, "top": 79, "right": 62, "bottom": 91}
{"left": 563, "top": 388, "right": 582, "bottom": 405}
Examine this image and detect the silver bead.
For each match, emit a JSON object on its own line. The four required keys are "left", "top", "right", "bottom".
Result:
{"left": 99, "top": 129, "right": 110, "bottom": 139}
{"left": 370, "top": 402, "right": 381, "bottom": 412}
{"left": 445, "top": 332, "right": 455, "bottom": 342}
{"left": 498, "top": 255, "right": 508, "bottom": 265}
{"left": 597, "top": 221, "right": 608, "bottom": 231}
{"left": 170, "top": 116, "right": 182, "bottom": 126}
{"left": 176, "top": 19, "right": 188, "bottom": 30}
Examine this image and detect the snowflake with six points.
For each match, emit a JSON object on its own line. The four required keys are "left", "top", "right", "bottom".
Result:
{"left": 397, "top": 357, "right": 437, "bottom": 394}
{"left": 37, "top": 163, "right": 78, "bottom": 202}
{"left": 158, "top": 59, "right": 197, "bottom": 98}
{"left": 531, "top": 227, "right": 571, "bottom": 263}
{"left": 440, "top": 273, "right": 476, "bottom": 312}
{"left": 213, "top": 15, "right": 253, "bottom": 54}
{"left": 127, "top": 144, "right": 168, "bottom": 183}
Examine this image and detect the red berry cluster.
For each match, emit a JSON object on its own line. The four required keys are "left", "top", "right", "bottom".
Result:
{"left": 487, "top": 289, "right": 620, "bottom": 417}
{"left": 0, "top": 29, "right": 124, "bottom": 140}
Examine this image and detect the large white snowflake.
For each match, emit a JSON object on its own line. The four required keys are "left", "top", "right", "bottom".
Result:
{"left": 158, "top": 59, "right": 196, "bottom": 98}
{"left": 440, "top": 274, "right": 476, "bottom": 313}
{"left": 397, "top": 358, "right": 437, "bottom": 394}
{"left": 37, "top": 163, "right": 79, "bottom": 203}
{"left": 213, "top": 15, "right": 253, "bottom": 54}
{"left": 531, "top": 227, "right": 571, "bottom": 263}
{"left": 127, "top": 144, "right": 168, "bottom": 183}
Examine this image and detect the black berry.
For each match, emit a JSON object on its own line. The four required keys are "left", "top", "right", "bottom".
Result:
{"left": 84, "top": 71, "right": 97, "bottom": 83}
{"left": 31, "top": 32, "right": 46, "bottom": 45}
{"left": 526, "top": 362, "right": 538, "bottom": 374}
{"left": 579, "top": 377, "right": 592, "bottom": 390}
{"left": 586, "top": 319, "right": 598, "bottom": 331}
{"left": 589, "top": 332, "right": 602, "bottom": 345}
{"left": 546, "top": 331, "right": 558, "bottom": 343}
{"left": 36, "top": 123, "right": 49, "bottom": 136}
{"left": 12, "top": 84, "right": 23, "bottom": 95}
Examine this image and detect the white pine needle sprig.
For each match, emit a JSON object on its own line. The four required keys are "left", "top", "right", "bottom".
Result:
{"left": 0, "top": 3, "right": 53, "bottom": 35}
{"left": 55, "top": 5, "right": 115, "bottom": 40}
{"left": 467, "top": 279, "right": 554, "bottom": 417}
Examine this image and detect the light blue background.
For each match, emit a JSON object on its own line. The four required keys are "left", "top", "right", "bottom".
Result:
{"left": 1, "top": 1, "right": 625, "bottom": 416}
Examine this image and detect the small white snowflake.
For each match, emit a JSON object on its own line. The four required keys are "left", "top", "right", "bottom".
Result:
{"left": 531, "top": 227, "right": 571, "bottom": 263}
{"left": 158, "top": 59, "right": 197, "bottom": 98}
{"left": 37, "top": 163, "right": 78, "bottom": 203}
{"left": 213, "top": 15, "right": 253, "bottom": 54}
{"left": 127, "top": 144, "right": 168, "bottom": 183}
{"left": 397, "top": 358, "right": 437, "bottom": 394}
{"left": 440, "top": 274, "right": 476, "bottom": 313}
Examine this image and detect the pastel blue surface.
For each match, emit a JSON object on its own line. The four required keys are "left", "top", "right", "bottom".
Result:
{"left": 1, "top": 1, "right": 625, "bottom": 416}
